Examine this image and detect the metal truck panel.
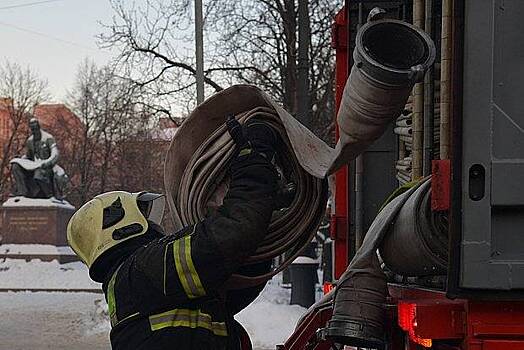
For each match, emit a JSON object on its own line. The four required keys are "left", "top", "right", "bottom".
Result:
{"left": 461, "top": 0, "right": 524, "bottom": 290}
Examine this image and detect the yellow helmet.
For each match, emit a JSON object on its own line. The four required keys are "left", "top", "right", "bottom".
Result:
{"left": 67, "top": 191, "right": 165, "bottom": 281}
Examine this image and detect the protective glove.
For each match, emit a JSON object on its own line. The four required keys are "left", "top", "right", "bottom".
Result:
{"left": 226, "top": 116, "right": 248, "bottom": 150}
{"left": 226, "top": 116, "right": 278, "bottom": 160}
{"left": 274, "top": 181, "right": 296, "bottom": 209}
{"left": 244, "top": 119, "right": 278, "bottom": 161}
{"left": 226, "top": 116, "right": 295, "bottom": 209}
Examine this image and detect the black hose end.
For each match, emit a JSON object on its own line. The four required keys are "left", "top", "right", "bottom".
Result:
{"left": 324, "top": 319, "right": 385, "bottom": 349}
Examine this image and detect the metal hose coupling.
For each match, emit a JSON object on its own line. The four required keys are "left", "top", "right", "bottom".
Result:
{"left": 326, "top": 252, "right": 388, "bottom": 349}
{"left": 327, "top": 12, "right": 436, "bottom": 173}
{"left": 325, "top": 12, "right": 435, "bottom": 348}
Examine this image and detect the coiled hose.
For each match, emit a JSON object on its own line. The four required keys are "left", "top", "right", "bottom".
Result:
{"left": 164, "top": 86, "right": 330, "bottom": 289}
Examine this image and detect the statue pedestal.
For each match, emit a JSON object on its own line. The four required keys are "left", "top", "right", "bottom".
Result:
{"left": 0, "top": 197, "right": 75, "bottom": 246}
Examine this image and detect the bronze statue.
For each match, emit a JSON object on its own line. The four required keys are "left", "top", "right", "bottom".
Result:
{"left": 10, "top": 118, "right": 68, "bottom": 199}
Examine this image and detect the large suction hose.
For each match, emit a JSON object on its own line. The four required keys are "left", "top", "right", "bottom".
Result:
{"left": 380, "top": 180, "right": 448, "bottom": 276}
{"left": 328, "top": 18, "right": 435, "bottom": 173}
{"left": 325, "top": 17, "right": 435, "bottom": 349}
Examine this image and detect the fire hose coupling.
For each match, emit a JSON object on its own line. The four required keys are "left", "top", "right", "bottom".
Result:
{"left": 367, "top": 7, "right": 386, "bottom": 22}
{"left": 327, "top": 8, "right": 436, "bottom": 174}
{"left": 355, "top": 8, "right": 436, "bottom": 86}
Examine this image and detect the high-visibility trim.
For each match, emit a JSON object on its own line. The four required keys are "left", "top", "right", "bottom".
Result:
{"left": 149, "top": 308, "right": 228, "bottom": 336}
{"left": 163, "top": 243, "right": 169, "bottom": 295}
{"left": 182, "top": 235, "right": 205, "bottom": 296}
{"left": 107, "top": 265, "right": 119, "bottom": 327}
{"left": 239, "top": 148, "right": 252, "bottom": 157}
{"left": 173, "top": 231, "right": 206, "bottom": 299}
{"left": 107, "top": 264, "right": 140, "bottom": 328}
{"left": 117, "top": 312, "right": 140, "bottom": 326}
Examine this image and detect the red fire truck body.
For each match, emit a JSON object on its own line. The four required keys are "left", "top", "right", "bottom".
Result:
{"left": 281, "top": 1, "right": 524, "bottom": 349}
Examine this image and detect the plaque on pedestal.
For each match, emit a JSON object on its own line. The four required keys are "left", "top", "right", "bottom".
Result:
{"left": 0, "top": 197, "right": 75, "bottom": 246}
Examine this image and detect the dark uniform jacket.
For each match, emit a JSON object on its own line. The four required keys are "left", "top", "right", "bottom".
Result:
{"left": 102, "top": 149, "right": 277, "bottom": 350}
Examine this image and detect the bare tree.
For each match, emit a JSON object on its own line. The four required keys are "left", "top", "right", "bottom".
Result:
{"left": 99, "top": 0, "right": 337, "bottom": 141}
{"left": 0, "top": 61, "right": 49, "bottom": 199}
{"left": 113, "top": 109, "right": 167, "bottom": 193}
{"left": 67, "top": 59, "right": 100, "bottom": 203}
{"left": 67, "top": 60, "right": 137, "bottom": 202}
{"left": 67, "top": 59, "right": 165, "bottom": 205}
{"left": 99, "top": 0, "right": 218, "bottom": 117}
{"left": 208, "top": 0, "right": 337, "bottom": 140}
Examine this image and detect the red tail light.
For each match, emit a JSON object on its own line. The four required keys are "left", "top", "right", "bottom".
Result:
{"left": 323, "top": 282, "right": 334, "bottom": 294}
{"left": 398, "top": 302, "right": 415, "bottom": 331}
{"left": 397, "top": 301, "right": 433, "bottom": 348}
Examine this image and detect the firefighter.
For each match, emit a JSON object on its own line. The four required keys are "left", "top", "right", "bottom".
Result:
{"left": 67, "top": 117, "right": 280, "bottom": 349}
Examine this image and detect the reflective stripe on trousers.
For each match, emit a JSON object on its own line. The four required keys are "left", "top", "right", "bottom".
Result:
{"left": 149, "top": 308, "right": 228, "bottom": 336}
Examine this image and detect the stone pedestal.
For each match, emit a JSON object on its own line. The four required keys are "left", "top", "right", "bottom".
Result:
{"left": 0, "top": 197, "right": 75, "bottom": 246}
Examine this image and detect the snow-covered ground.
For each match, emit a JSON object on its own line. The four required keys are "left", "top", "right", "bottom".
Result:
{"left": 0, "top": 292, "right": 110, "bottom": 350}
{"left": 0, "top": 257, "right": 100, "bottom": 290}
{"left": 236, "top": 278, "right": 307, "bottom": 349}
{"left": 0, "top": 257, "right": 307, "bottom": 349}
{"left": 0, "top": 244, "right": 76, "bottom": 256}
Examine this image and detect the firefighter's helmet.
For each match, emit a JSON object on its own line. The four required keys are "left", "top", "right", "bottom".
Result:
{"left": 67, "top": 191, "right": 165, "bottom": 281}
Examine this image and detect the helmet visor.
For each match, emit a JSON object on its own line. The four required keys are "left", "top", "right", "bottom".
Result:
{"left": 137, "top": 192, "right": 166, "bottom": 226}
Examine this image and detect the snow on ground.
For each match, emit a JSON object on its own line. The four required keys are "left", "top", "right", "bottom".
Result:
{"left": 0, "top": 244, "right": 75, "bottom": 256}
{"left": 236, "top": 278, "right": 307, "bottom": 349}
{"left": 0, "top": 258, "right": 100, "bottom": 290}
{"left": 0, "top": 258, "right": 308, "bottom": 349}
{"left": 2, "top": 196, "right": 74, "bottom": 209}
{"left": 0, "top": 292, "right": 110, "bottom": 350}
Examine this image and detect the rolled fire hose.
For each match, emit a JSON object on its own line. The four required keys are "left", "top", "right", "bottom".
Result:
{"left": 298, "top": 178, "right": 447, "bottom": 346}
{"left": 380, "top": 179, "right": 448, "bottom": 276}
{"left": 164, "top": 16, "right": 435, "bottom": 292}
{"left": 164, "top": 86, "right": 332, "bottom": 289}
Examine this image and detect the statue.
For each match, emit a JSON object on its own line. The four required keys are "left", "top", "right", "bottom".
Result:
{"left": 9, "top": 118, "right": 69, "bottom": 200}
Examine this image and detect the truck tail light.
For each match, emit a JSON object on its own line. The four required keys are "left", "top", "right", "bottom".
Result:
{"left": 398, "top": 302, "right": 433, "bottom": 348}
{"left": 398, "top": 302, "right": 415, "bottom": 331}
{"left": 323, "top": 282, "right": 334, "bottom": 295}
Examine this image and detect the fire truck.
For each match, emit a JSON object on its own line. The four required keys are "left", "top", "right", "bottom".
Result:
{"left": 281, "top": 1, "right": 524, "bottom": 349}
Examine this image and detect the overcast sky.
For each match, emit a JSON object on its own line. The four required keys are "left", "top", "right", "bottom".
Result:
{"left": 0, "top": 0, "right": 116, "bottom": 102}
